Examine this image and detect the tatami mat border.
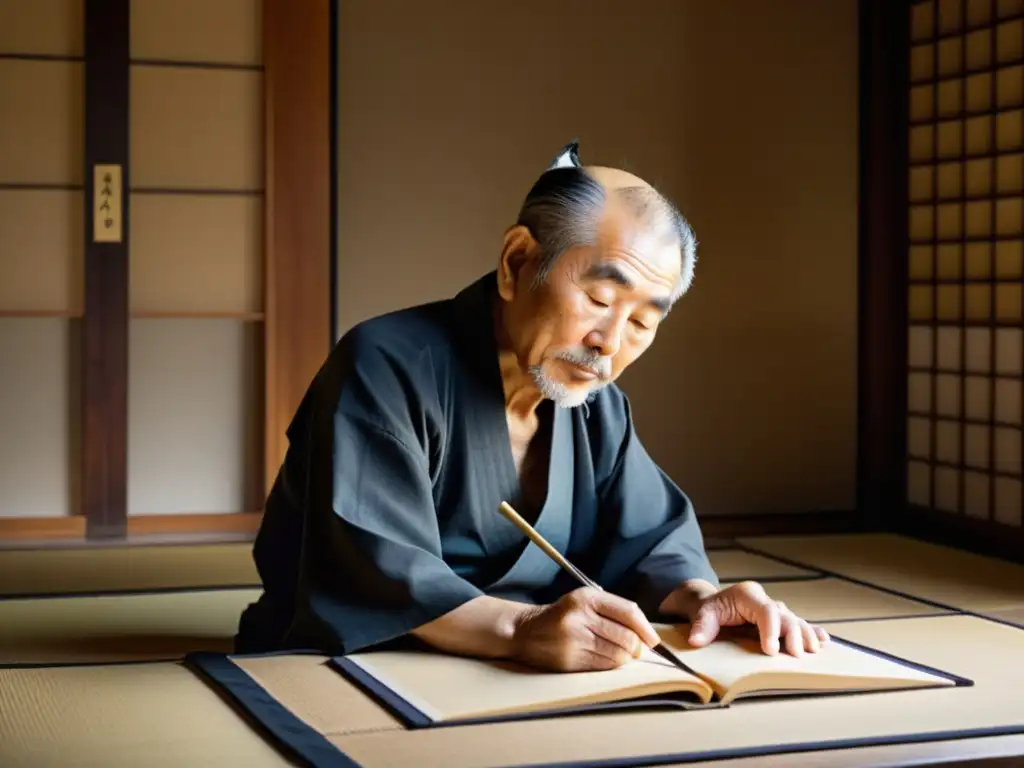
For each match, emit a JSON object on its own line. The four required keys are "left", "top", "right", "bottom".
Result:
{"left": 816, "top": 610, "right": 957, "bottom": 624}
{"left": 720, "top": 573, "right": 828, "bottom": 584}
{"left": 178, "top": 539, "right": 1024, "bottom": 767}
{"left": 185, "top": 621, "right": 1024, "bottom": 768}
{"left": 733, "top": 542, "right": 1024, "bottom": 631}
{"left": 522, "top": 724, "right": 1024, "bottom": 768}
{"left": 0, "top": 656, "right": 187, "bottom": 670}
{"left": 187, "top": 651, "right": 362, "bottom": 768}
{"left": 0, "top": 582, "right": 261, "bottom": 601}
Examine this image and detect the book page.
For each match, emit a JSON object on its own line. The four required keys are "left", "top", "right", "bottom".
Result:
{"left": 345, "top": 646, "right": 711, "bottom": 723}
{"left": 654, "top": 624, "right": 956, "bottom": 704}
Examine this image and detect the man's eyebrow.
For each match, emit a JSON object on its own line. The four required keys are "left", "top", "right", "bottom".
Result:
{"left": 584, "top": 262, "right": 633, "bottom": 289}
{"left": 583, "top": 263, "right": 672, "bottom": 314}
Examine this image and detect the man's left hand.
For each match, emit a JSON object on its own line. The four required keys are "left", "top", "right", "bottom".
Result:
{"left": 676, "top": 580, "right": 830, "bottom": 657}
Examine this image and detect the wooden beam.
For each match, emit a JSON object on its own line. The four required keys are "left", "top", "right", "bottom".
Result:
{"left": 0, "top": 516, "right": 87, "bottom": 542}
{"left": 126, "top": 512, "right": 262, "bottom": 536}
{"left": 898, "top": 505, "right": 1024, "bottom": 565}
{"left": 856, "top": 0, "right": 910, "bottom": 530}
{"left": 82, "top": 0, "right": 130, "bottom": 540}
{"left": 262, "top": 0, "right": 333, "bottom": 492}
{"left": 700, "top": 511, "right": 865, "bottom": 542}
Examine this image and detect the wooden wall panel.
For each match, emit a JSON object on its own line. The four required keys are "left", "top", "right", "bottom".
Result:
{"left": 263, "top": 0, "right": 332, "bottom": 487}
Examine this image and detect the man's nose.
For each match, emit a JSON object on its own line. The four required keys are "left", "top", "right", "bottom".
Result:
{"left": 585, "top": 318, "right": 625, "bottom": 358}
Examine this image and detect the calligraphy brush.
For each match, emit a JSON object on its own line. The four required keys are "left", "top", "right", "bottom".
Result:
{"left": 497, "top": 501, "right": 700, "bottom": 677}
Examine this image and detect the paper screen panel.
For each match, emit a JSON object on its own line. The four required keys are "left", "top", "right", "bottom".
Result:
{"left": 129, "top": 194, "right": 263, "bottom": 315}
{"left": 0, "top": 189, "right": 83, "bottom": 314}
{"left": 130, "top": 0, "right": 261, "bottom": 67}
{"left": 0, "top": 319, "right": 78, "bottom": 518}
{"left": 125, "top": 0, "right": 265, "bottom": 529}
{"left": 127, "top": 319, "right": 262, "bottom": 516}
{"left": 0, "top": 0, "right": 83, "bottom": 56}
{"left": 907, "top": 0, "right": 1024, "bottom": 529}
{"left": 129, "top": 65, "right": 262, "bottom": 191}
{"left": 0, "top": 6, "right": 85, "bottom": 532}
{"left": 0, "top": 59, "right": 83, "bottom": 185}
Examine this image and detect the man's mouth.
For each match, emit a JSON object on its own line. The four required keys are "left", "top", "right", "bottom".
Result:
{"left": 565, "top": 361, "right": 600, "bottom": 380}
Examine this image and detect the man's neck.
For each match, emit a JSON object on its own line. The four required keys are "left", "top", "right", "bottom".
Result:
{"left": 498, "top": 352, "right": 543, "bottom": 422}
{"left": 493, "top": 300, "right": 544, "bottom": 423}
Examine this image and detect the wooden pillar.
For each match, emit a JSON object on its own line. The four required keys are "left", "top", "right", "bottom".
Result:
{"left": 857, "top": 0, "right": 910, "bottom": 531}
{"left": 263, "top": 0, "right": 334, "bottom": 489}
{"left": 82, "top": 0, "right": 130, "bottom": 539}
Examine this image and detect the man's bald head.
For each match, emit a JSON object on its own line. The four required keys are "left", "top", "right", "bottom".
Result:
{"left": 513, "top": 147, "right": 697, "bottom": 303}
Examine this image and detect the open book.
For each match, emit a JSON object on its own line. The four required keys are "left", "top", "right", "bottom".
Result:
{"left": 330, "top": 624, "right": 970, "bottom": 728}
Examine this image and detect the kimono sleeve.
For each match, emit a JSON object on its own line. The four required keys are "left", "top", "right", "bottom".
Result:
{"left": 590, "top": 391, "right": 720, "bottom": 617}
{"left": 294, "top": 342, "right": 485, "bottom": 654}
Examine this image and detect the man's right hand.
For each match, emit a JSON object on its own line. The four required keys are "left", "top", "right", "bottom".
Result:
{"left": 510, "top": 587, "right": 662, "bottom": 672}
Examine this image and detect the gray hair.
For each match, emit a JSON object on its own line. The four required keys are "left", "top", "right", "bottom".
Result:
{"left": 515, "top": 142, "right": 697, "bottom": 303}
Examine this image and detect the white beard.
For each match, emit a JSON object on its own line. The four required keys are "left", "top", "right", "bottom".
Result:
{"left": 529, "top": 364, "right": 604, "bottom": 409}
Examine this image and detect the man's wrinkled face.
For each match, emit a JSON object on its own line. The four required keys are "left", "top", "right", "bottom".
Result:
{"left": 501, "top": 204, "right": 681, "bottom": 408}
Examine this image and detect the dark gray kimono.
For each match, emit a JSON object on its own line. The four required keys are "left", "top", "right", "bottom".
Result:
{"left": 236, "top": 272, "right": 718, "bottom": 655}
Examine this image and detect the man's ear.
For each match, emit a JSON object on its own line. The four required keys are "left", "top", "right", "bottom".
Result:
{"left": 497, "top": 225, "right": 539, "bottom": 301}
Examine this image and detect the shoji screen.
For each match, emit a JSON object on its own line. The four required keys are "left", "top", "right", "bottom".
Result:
{"left": 0, "top": 0, "right": 85, "bottom": 539}
{"left": 907, "top": 0, "right": 1024, "bottom": 537}
{"left": 126, "top": 0, "right": 264, "bottom": 533}
{"left": 0, "top": 0, "right": 331, "bottom": 545}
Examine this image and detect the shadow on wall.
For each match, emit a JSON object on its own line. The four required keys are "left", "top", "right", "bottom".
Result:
{"left": 335, "top": 0, "right": 859, "bottom": 517}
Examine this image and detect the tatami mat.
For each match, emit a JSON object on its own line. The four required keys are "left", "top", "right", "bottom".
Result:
{"left": 708, "top": 548, "right": 819, "bottom": 581}
{"left": 750, "top": 577, "right": 948, "bottom": 622}
{"left": 328, "top": 615, "right": 1024, "bottom": 768}
{"left": 983, "top": 607, "right": 1024, "bottom": 627}
{"left": 0, "top": 543, "right": 818, "bottom": 600}
{"left": 0, "top": 553, "right": 1020, "bottom": 767}
{"left": 739, "top": 534, "right": 1024, "bottom": 612}
{"left": 0, "top": 542, "right": 258, "bottom": 597}
{"left": 0, "top": 578, "right": 947, "bottom": 668}
{"left": 0, "top": 662, "right": 291, "bottom": 768}
{"left": 0, "top": 588, "right": 259, "bottom": 665}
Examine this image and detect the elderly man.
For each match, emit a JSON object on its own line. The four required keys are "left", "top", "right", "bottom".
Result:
{"left": 237, "top": 141, "right": 828, "bottom": 671}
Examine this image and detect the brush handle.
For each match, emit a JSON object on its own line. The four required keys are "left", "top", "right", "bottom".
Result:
{"left": 497, "top": 501, "right": 599, "bottom": 590}
{"left": 499, "top": 501, "right": 698, "bottom": 676}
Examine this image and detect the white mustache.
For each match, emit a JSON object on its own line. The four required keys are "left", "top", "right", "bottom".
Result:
{"left": 556, "top": 348, "right": 612, "bottom": 378}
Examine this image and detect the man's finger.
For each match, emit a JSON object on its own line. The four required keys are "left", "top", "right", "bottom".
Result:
{"left": 589, "top": 615, "right": 645, "bottom": 658}
{"left": 814, "top": 626, "right": 831, "bottom": 644}
{"left": 586, "top": 633, "right": 635, "bottom": 669}
{"left": 590, "top": 593, "right": 660, "bottom": 648}
{"left": 800, "top": 619, "right": 820, "bottom": 653}
{"left": 754, "top": 600, "right": 781, "bottom": 655}
{"left": 688, "top": 605, "right": 720, "bottom": 647}
{"left": 781, "top": 612, "right": 804, "bottom": 657}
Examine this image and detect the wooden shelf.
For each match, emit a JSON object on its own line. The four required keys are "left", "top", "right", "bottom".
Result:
{"left": 0, "top": 311, "right": 264, "bottom": 320}
{"left": 0, "top": 310, "right": 82, "bottom": 319}
{"left": 126, "top": 511, "right": 262, "bottom": 536}
{"left": 0, "top": 516, "right": 86, "bottom": 541}
{"left": 130, "top": 311, "right": 264, "bottom": 321}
